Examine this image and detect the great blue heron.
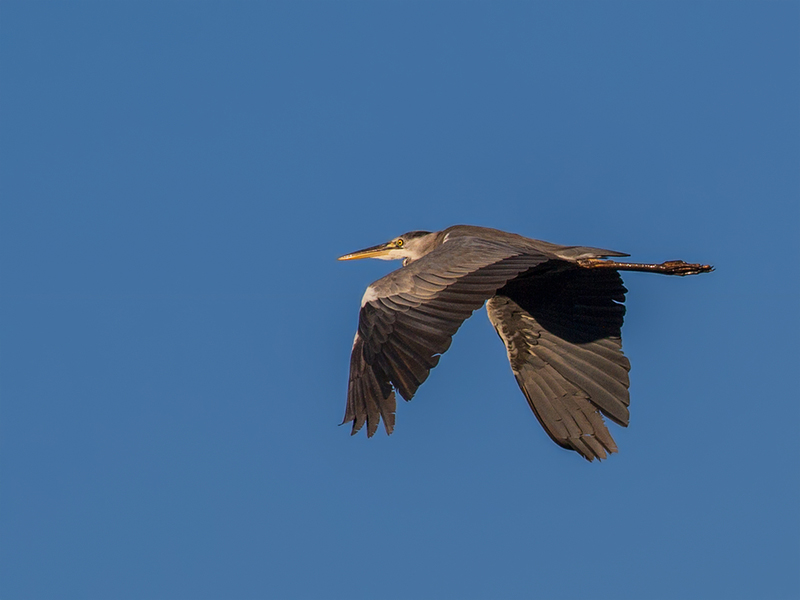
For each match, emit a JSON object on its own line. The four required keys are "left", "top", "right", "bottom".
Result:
{"left": 339, "top": 225, "right": 712, "bottom": 461}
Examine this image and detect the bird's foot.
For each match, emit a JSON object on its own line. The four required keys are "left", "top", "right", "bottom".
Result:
{"left": 658, "top": 260, "right": 715, "bottom": 276}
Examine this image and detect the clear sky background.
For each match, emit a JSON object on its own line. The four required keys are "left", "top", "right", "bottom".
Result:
{"left": 1, "top": 2, "right": 798, "bottom": 599}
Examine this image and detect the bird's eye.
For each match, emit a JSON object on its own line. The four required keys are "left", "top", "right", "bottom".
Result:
{"left": 395, "top": 239, "right": 404, "bottom": 247}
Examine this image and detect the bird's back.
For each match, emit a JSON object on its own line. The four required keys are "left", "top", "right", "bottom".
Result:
{"left": 441, "top": 225, "right": 629, "bottom": 261}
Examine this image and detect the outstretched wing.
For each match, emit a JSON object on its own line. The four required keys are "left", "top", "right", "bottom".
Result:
{"left": 344, "top": 236, "right": 554, "bottom": 437}
{"left": 487, "top": 265, "right": 631, "bottom": 461}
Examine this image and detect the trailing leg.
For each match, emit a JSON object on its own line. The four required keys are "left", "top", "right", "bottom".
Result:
{"left": 577, "top": 258, "right": 714, "bottom": 276}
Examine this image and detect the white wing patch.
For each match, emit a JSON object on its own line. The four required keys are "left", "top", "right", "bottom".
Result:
{"left": 361, "top": 285, "right": 379, "bottom": 307}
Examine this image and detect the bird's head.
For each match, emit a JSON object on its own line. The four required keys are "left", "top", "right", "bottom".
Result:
{"left": 338, "top": 230, "right": 436, "bottom": 266}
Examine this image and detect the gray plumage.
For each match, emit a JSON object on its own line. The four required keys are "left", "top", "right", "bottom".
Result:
{"left": 339, "top": 225, "right": 712, "bottom": 461}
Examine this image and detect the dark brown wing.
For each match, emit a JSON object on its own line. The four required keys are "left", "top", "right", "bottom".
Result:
{"left": 487, "top": 265, "right": 631, "bottom": 461}
{"left": 343, "top": 236, "right": 554, "bottom": 437}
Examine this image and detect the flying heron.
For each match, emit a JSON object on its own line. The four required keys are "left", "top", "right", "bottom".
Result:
{"left": 339, "top": 225, "right": 712, "bottom": 461}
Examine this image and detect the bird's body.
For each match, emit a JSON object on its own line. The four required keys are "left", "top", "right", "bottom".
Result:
{"left": 339, "top": 225, "right": 712, "bottom": 461}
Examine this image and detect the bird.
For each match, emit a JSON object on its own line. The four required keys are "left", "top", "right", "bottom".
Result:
{"left": 338, "top": 225, "right": 713, "bottom": 461}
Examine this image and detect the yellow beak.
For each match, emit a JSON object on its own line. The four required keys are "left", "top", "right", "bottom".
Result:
{"left": 338, "top": 242, "right": 395, "bottom": 261}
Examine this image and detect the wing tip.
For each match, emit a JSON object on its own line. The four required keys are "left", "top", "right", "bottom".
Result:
{"left": 574, "top": 436, "right": 619, "bottom": 462}
{"left": 340, "top": 397, "right": 397, "bottom": 438}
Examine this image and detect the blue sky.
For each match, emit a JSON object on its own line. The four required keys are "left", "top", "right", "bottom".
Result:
{"left": 1, "top": 2, "right": 798, "bottom": 599}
